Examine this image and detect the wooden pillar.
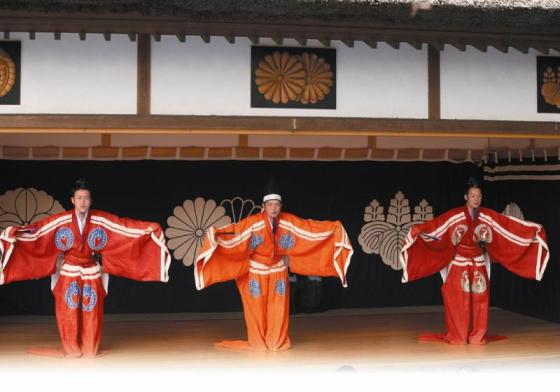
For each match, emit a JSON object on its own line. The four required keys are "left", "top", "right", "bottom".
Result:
{"left": 428, "top": 45, "right": 440, "bottom": 120}
{"left": 137, "top": 34, "right": 151, "bottom": 115}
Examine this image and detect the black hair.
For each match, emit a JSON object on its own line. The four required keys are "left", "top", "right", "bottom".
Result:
{"left": 71, "top": 178, "right": 92, "bottom": 197}
{"left": 465, "top": 177, "right": 482, "bottom": 194}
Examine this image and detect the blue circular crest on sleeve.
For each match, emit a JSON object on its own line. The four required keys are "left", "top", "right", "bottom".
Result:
{"left": 55, "top": 227, "right": 74, "bottom": 251}
{"left": 279, "top": 233, "right": 295, "bottom": 250}
{"left": 249, "top": 234, "right": 264, "bottom": 250}
{"left": 87, "top": 227, "right": 108, "bottom": 251}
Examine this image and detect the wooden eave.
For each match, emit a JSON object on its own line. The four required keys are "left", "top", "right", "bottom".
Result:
{"left": 1, "top": 12, "right": 560, "bottom": 53}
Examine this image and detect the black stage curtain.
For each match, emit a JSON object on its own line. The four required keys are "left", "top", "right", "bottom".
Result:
{"left": 0, "top": 159, "right": 556, "bottom": 324}
{"left": 483, "top": 159, "right": 560, "bottom": 323}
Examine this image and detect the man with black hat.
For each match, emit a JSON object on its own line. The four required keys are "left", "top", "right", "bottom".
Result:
{"left": 194, "top": 179, "right": 353, "bottom": 351}
{"left": 399, "top": 177, "right": 549, "bottom": 345}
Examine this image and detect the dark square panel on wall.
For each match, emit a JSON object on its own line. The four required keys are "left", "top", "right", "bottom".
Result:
{"left": 0, "top": 41, "right": 21, "bottom": 105}
{"left": 251, "top": 46, "right": 336, "bottom": 109}
{"left": 537, "top": 56, "right": 560, "bottom": 113}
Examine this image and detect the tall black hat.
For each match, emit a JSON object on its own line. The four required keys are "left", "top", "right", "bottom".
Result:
{"left": 263, "top": 178, "right": 282, "bottom": 203}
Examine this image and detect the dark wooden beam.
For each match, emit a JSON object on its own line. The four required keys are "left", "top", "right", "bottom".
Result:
{"left": 533, "top": 47, "right": 550, "bottom": 55}
{"left": 3, "top": 30, "right": 9, "bottom": 39}
{"left": 472, "top": 44, "right": 488, "bottom": 52}
{"left": 103, "top": 32, "right": 111, "bottom": 41}
{"left": 342, "top": 39, "right": 354, "bottom": 48}
{"left": 450, "top": 42, "right": 466, "bottom": 51}
{"left": 407, "top": 41, "right": 423, "bottom": 50}
{"left": 128, "top": 32, "right": 137, "bottom": 42}
{"left": 295, "top": 37, "right": 307, "bottom": 46}
{"left": 491, "top": 42, "right": 509, "bottom": 53}
{"left": 364, "top": 39, "right": 377, "bottom": 49}
{"left": 429, "top": 42, "right": 444, "bottom": 51}
{"left": 1, "top": 14, "right": 559, "bottom": 52}
{"left": 176, "top": 33, "right": 186, "bottom": 42}
{"left": 201, "top": 34, "right": 210, "bottom": 43}
{"left": 29, "top": 30, "right": 35, "bottom": 40}
{"left": 54, "top": 31, "right": 61, "bottom": 40}
{"left": 153, "top": 33, "right": 161, "bottom": 42}
{"left": 79, "top": 31, "right": 86, "bottom": 40}
{"left": 1, "top": 115, "right": 559, "bottom": 139}
{"left": 385, "top": 40, "right": 400, "bottom": 50}
{"left": 511, "top": 45, "right": 529, "bottom": 54}
{"left": 428, "top": 45, "right": 440, "bottom": 121}
{"left": 137, "top": 34, "right": 151, "bottom": 116}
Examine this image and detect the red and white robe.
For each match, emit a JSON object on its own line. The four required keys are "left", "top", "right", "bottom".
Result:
{"left": 194, "top": 211, "right": 353, "bottom": 351}
{"left": 399, "top": 206, "right": 548, "bottom": 344}
{"left": 0, "top": 209, "right": 170, "bottom": 357}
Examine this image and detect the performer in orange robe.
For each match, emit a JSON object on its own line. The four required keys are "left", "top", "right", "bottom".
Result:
{"left": 399, "top": 178, "right": 549, "bottom": 345}
{"left": 194, "top": 181, "right": 353, "bottom": 351}
{"left": 0, "top": 179, "right": 171, "bottom": 358}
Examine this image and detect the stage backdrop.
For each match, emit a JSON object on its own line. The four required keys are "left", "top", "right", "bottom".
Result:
{"left": 0, "top": 160, "right": 557, "bottom": 324}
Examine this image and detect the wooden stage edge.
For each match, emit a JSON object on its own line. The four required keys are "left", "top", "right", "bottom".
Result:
{"left": 1, "top": 305, "right": 559, "bottom": 374}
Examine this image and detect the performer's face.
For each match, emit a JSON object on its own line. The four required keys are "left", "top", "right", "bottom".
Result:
{"left": 464, "top": 187, "right": 482, "bottom": 209}
{"left": 264, "top": 200, "right": 282, "bottom": 219}
{"left": 71, "top": 189, "right": 92, "bottom": 214}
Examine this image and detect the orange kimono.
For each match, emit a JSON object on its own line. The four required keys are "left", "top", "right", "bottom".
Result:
{"left": 0, "top": 210, "right": 171, "bottom": 357}
{"left": 194, "top": 211, "right": 353, "bottom": 351}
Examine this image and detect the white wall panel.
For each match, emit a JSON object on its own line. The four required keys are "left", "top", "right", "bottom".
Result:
{"left": 151, "top": 38, "right": 428, "bottom": 118}
{"left": 0, "top": 33, "right": 136, "bottom": 114}
{"left": 441, "top": 46, "right": 560, "bottom": 121}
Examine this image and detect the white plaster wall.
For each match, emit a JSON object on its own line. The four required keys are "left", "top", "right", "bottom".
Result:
{"left": 441, "top": 46, "right": 560, "bottom": 121}
{"left": 151, "top": 37, "right": 428, "bottom": 118}
{"left": 0, "top": 33, "right": 136, "bottom": 114}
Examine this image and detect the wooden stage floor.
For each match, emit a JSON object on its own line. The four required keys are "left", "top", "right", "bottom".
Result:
{"left": 1, "top": 306, "right": 559, "bottom": 371}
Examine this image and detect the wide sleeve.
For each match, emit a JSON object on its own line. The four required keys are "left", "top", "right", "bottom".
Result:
{"left": 399, "top": 209, "right": 464, "bottom": 283}
{"left": 193, "top": 217, "right": 261, "bottom": 290}
{"left": 0, "top": 212, "right": 71, "bottom": 285}
{"left": 90, "top": 212, "right": 171, "bottom": 282}
{"left": 279, "top": 214, "right": 353, "bottom": 287}
{"left": 478, "top": 209, "right": 549, "bottom": 281}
